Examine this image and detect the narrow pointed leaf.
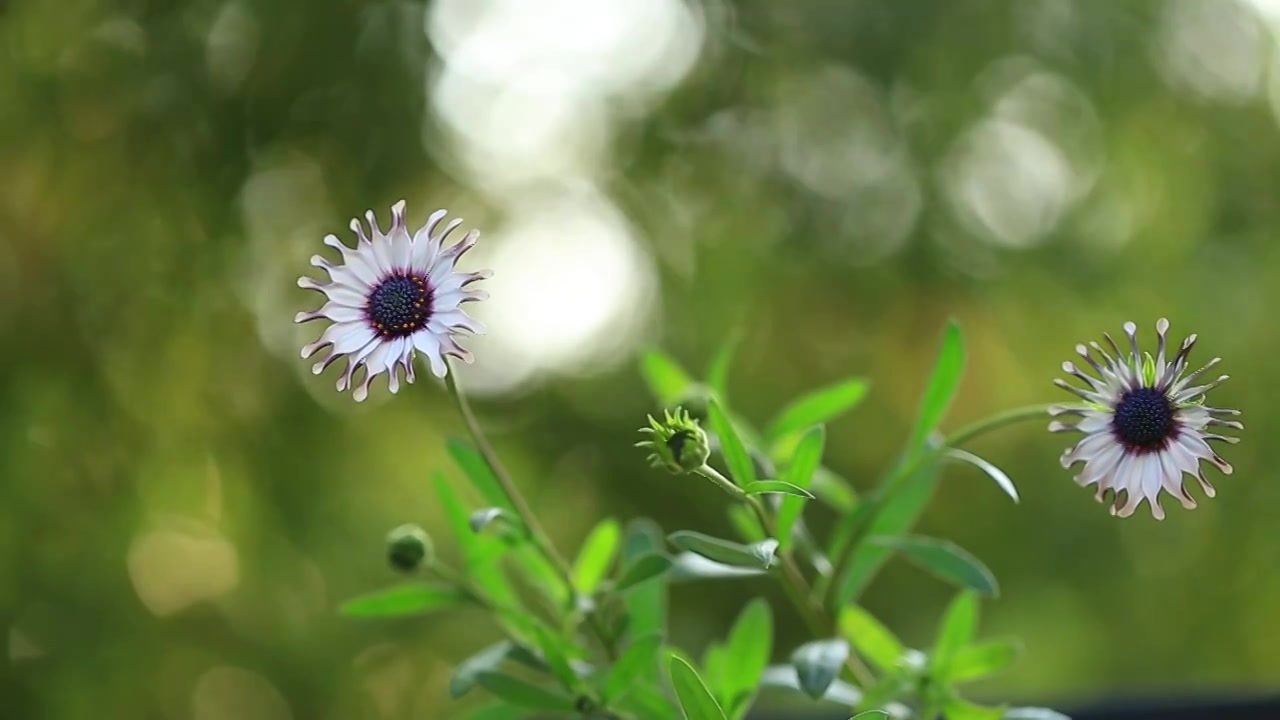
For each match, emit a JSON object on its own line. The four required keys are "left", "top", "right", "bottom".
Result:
{"left": 722, "top": 599, "right": 773, "bottom": 719}
{"left": 669, "top": 530, "right": 777, "bottom": 569}
{"left": 615, "top": 553, "right": 673, "bottom": 593}
{"left": 906, "top": 321, "right": 965, "bottom": 456}
{"left": 604, "top": 634, "right": 663, "bottom": 701}
{"left": 837, "top": 605, "right": 906, "bottom": 673}
{"left": 340, "top": 582, "right": 470, "bottom": 618}
{"left": 462, "top": 704, "right": 525, "bottom": 720}
{"left": 869, "top": 535, "right": 999, "bottom": 596}
{"left": 707, "top": 397, "right": 756, "bottom": 487}
{"left": 791, "top": 638, "right": 849, "bottom": 700}
{"left": 952, "top": 639, "right": 1022, "bottom": 682}
{"left": 641, "top": 350, "right": 696, "bottom": 405}
{"left": 945, "top": 699, "right": 1006, "bottom": 720}
{"left": 531, "top": 625, "right": 580, "bottom": 692}
{"left": 1003, "top": 708, "right": 1071, "bottom": 720}
{"left": 435, "top": 474, "right": 514, "bottom": 602}
{"left": 835, "top": 462, "right": 940, "bottom": 605}
{"left": 573, "top": 517, "right": 621, "bottom": 594}
{"left": 669, "top": 654, "right": 728, "bottom": 720}
{"left": 851, "top": 712, "right": 889, "bottom": 720}
{"left": 777, "top": 425, "right": 824, "bottom": 551}
{"left": 932, "top": 591, "right": 979, "bottom": 679}
{"left": 727, "top": 504, "right": 766, "bottom": 543}
{"left": 447, "top": 438, "right": 512, "bottom": 511}
{"left": 707, "top": 331, "right": 742, "bottom": 400}
{"left": 469, "top": 507, "right": 522, "bottom": 535}
{"left": 947, "top": 448, "right": 1019, "bottom": 503}
{"left": 759, "top": 665, "right": 862, "bottom": 705}
{"left": 450, "top": 642, "right": 516, "bottom": 699}
{"left": 669, "top": 552, "right": 769, "bottom": 581}
{"left": 621, "top": 520, "right": 667, "bottom": 644}
{"left": 473, "top": 671, "right": 577, "bottom": 712}
{"left": 765, "top": 378, "right": 869, "bottom": 442}
{"left": 743, "top": 480, "right": 815, "bottom": 498}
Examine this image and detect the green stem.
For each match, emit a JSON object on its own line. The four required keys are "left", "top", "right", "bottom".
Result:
{"left": 696, "top": 465, "right": 877, "bottom": 688}
{"left": 443, "top": 360, "right": 617, "bottom": 660}
{"left": 828, "top": 403, "right": 1053, "bottom": 606}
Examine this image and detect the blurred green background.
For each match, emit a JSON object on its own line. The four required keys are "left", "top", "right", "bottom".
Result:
{"left": 4, "top": 0, "right": 1279, "bottom": 717}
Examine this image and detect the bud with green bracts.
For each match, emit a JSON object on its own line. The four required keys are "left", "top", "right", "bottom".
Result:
{"left": 635, "top": 407, "right": 711, "bottom": 474}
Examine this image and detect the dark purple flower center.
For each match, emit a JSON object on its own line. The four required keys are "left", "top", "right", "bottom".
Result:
{"left": 1111, "top": 387, "right": 1175, "bottom": 451}
{"left": 366, "top": 273, "right": 432, "bottom": 338}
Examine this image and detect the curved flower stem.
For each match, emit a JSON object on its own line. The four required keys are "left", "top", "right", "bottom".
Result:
{"left": 443, "top": 361, "right": 617, "bottom": 659}
{"left": 695, "top": 465, "right": 877, "bottom": 688}
{"left": 827, "top": 403, "right": 1054, "bottom": 605}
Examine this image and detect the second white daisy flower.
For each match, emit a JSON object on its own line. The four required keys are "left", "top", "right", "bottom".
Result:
{"left": 296, "top": 201, "right": 491, "bottom": 402}
{"left": 1049, "top": 319, "right": 1241, "bottom": 519}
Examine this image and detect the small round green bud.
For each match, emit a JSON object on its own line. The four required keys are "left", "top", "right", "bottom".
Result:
{"left": 386, "top": 523, "right": 433, "bottom": 573}
{"left": 634, "top": 407, "right": 711, "bottom": 474}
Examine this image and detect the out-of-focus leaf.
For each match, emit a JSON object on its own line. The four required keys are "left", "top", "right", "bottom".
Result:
{"left": 932, "top": 591, "right": 979, "bottom": 680}
{"left": 946, "top": 448, "right": 1019, "bottom": 503}
{"left": 669, "top": 530, "right": 777, "bottom": 570}
{"left": 721, "top": 599, "right": 773, "bottom": 719}
{"left": 469, "top": 507, "right": 522, "bottom": 536}
{"left": 743, "top": 480, "right": 815, "bottom": 498}
{"left": 669, "top": 654, "right": 728, "bottom": 720}
{"left": 604, "top": 634, "right": 663, "bottom": 701}
{"left": 869, "top": 536, "right": 999, "bottom": 597}
{"left": 707, "top": 397, "right": 757, "bottom": 487}
{"left": 641, "top": 350, "right": 696, "bottom": 405}
{"left": 727, "top": 504, "right": 765, "bottom": 543}
{"left": 473, "top": 671, "right": 577, "bottom": 712}
{"left": 451, "top": 642, "right": 519, "bottom": 699}
{"left": 447, "top": 438, "right": 512, "bottom": 511}
{"left": 951, "top": 639, "right": 1022, "bottom": 683}
{"left": 838, "top": 605, "right": 906, "bottom": 673}
{"left": 790, "top": 638, "right": 849, "bottom": 700}
{"left": 573, "top": 518, "right": 621, "bottom": 595}
{"left": 615, "top": 553, "right": 673, "bottom": 593}
{"left": 777, "top": 425, "right": 824, "bottom": 551}
{"left": 851, "top": 712, "right": 889, "bottom": 720}
{"left": 531, "top": 624, "right": 580, "bottom": 692}
{"left": 834, "top": 462, "right": 940, "bottom": 606}
{"left": 622, "top": 520, "right": 667, "bottom": 644}
{"left": 340, "top": 583, "right": 470, "bottom": 618}
{"left": 462, "top": 703, "right": 526, "bottom": 720}
{"left": 906, "top": 321, "right": 965, "bottom": 456}
{"left": 765, "top": 378, "right": 868, "bottom": 443}
{"left": 811, "top": 466, "right": 858, "bottom": 513}
{"left": 707, "top": 332, "right": 742, "bottom": 400}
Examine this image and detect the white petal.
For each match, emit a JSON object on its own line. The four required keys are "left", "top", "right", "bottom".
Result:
{"left": 412, "top": 332, "right": 448, "bottom": 378}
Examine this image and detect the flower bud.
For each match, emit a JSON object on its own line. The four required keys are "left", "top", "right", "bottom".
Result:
{"left": 386, "top": 523, "right": 433, "bottom": 573}
{"left": 634, "top": 407, "right": 711, "bottom": 474}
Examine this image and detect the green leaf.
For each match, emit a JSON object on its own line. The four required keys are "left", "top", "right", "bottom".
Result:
{"left": 340, "top": 582, "right": 470, "bottom": 618}
{"left": 1003, "top": 708, "right": 1071, "bottom": 720}
{"left": 622, "top": 520, "right": 667, "bottom": 645}
{"left": 462, "top": 704, "right": 525, "bottom": 720}
{"left": 669, "top": 530, "right": 777, "bottom": 569}
{"left": 616, "top": 683, "right": 682, "bottom": 720}
{"left": 932, "top": 591, "right": 979, "bottom": 680}
{"left": 669, "top": 552, "right": 769, "bottom": 581}
{"left": 834, "top": 462, "right": 940, "bottom": 605}
{"left": 615, "top": 552, "right": 673, "bottom": 593}
{"left": 450, "top": 642, "right": 519, "bottom": 699}
{"left": 721, "top": 599, "right": 773, "bottom": 719}
{"left": 837, "top": 605, "right": 906, "bottom": 673}
{"left": 473, "top": 671, "right": 577, "bottom": 712}
{"left": 573, "top": 518, "right": 621, "bottom": 595}
{"left": 447, "top": 438, "right": 512, "bottom": 511}
{"left": 641, "top": 350, "right": 696, "bottom": 405}
{"left": 869, "top": 535, "right": 999, "bottom": 596}
{"left": 531, "top": 625, "right": 580, "bottom": 692}
{"left": 707, "top": 397, "right": 756, "bottom": 487}
{"left": 743, "top": 480, "right": 815, "bottom": 499}
{"left": 946, "top": 448, "right": 1019, "bottom": 503}
{"left": 727, "top": 504, "right": 766, "bottom": 543}
{"left": 765, "top": 378, "right": 869, "bottom": 442}
{"left": 851, "top": 712, "right": 889, "bottom": 720}
{"left": 706, "top": 332, "right": 742, "bottom": 400}
{"left": 945, "top": 698, "right": 1006, "bottom": 720}
{"left": 604, "top": 634, "right": 663, "bottom": 701}
{"left": 811, "top": 466, "right": 857, "bottom": 513}
{"left": 777, "top": 425, "right": 824, "bottom": 551}
{"left": 906, "top": 321, "right": 965, "bottom": 456}
{"left": 669, "top": 654, "right": 728, "bottom": 720}
{"left": 951, "top": 639, "right": 1022, "bottom": 683}
{"left": 791, "top": 638, "right": 849, "bottom": 700}
{"left": 434, "top": 474, "right": 513, "bottom": 602}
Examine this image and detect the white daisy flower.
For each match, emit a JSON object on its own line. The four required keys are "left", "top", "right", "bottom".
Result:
{"left": 1049, "top": 319, "right": 1242, "bottom": 519}
{"left": 295, "top": 200, "right": 490, "bottom": 402}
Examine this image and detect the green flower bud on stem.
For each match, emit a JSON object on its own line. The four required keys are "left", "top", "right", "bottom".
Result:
{"left": 634, "top": 407, "right": 711, "bottom": 474}
{"left": 386, "top": 523, "right": 433, "bottom": 573}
